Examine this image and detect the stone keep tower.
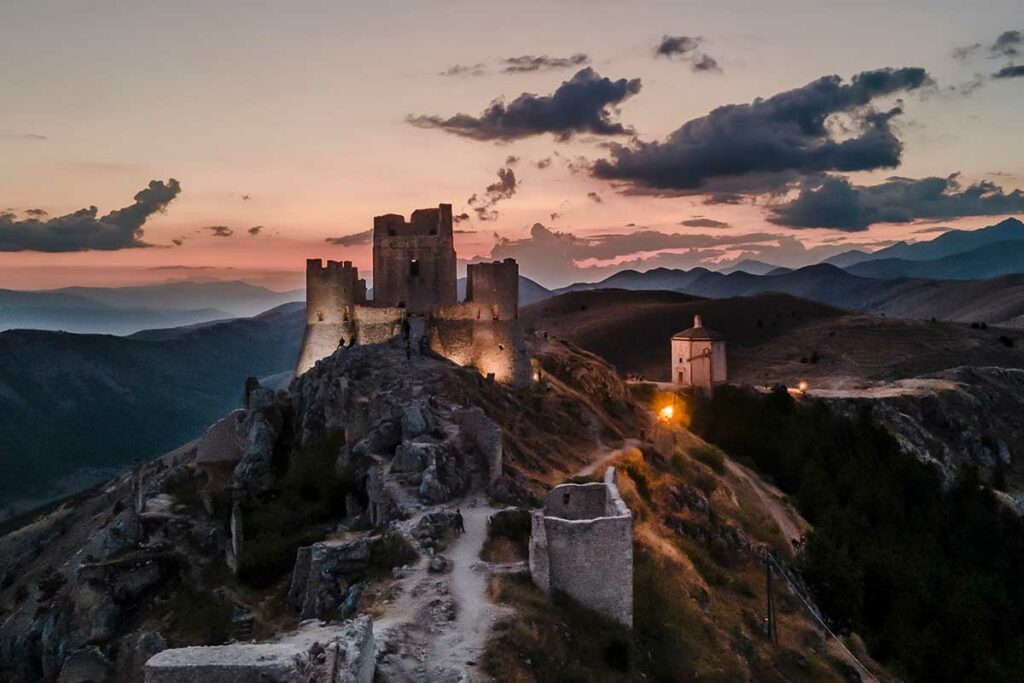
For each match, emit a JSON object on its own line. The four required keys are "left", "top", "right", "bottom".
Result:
{"left": 372, "top": 204, "right": 457, "bottom": 313}
{"left": 465, "top": 258, "right": 519, "bottom": 321}
{"left": 295, "top": 259, "right": 367, "bottom": 375}
{"left": 671, "top": 315, "right": 727, "bottom": 394}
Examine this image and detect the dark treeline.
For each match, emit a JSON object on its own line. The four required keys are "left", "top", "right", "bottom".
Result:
{"left": 688, "top": 386, "right": 1024, "bottom": 683}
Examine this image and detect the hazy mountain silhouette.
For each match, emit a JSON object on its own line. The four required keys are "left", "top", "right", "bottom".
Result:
{"left": 826, "top": 217, "right": 1024, "bottom": 267}
{"left": 0, "top": 302, "right": 304, "bottom": 517}
{"left": 0, "top": 280, "right": 302, "bottom": 335}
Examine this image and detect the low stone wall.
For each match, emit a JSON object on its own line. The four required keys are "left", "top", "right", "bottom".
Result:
{"left": 529, "top": 468, "right": 633, "bottom": 627}
{"left": 144, "top": 643, "right": 310, "bottom": 682}
{"left": 144, "top": 617, "right": 375, "bottom": 682}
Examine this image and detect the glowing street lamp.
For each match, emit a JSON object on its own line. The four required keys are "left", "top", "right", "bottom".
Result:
{"left": 659, "top": 405, "right": 674, "bottom": 421}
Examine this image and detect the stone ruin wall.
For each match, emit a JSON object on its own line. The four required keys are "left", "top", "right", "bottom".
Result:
{"left": 296, "top": 207, "right": 528, "bottom": 384}
{"left": 529, "top": 467, "right": 633, "bottom": 627}
{"left": 372, "top": 205, "right": 457, "bottom": 313}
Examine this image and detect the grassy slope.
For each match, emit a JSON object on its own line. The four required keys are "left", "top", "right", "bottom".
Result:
{"left": 522, "top": 289, "right": 1024, "bottom": 385}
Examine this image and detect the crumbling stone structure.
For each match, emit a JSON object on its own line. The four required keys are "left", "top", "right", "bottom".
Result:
{"left": 144, "top": 615, "right": 375, "bottom": 682}
{"left": 296, "top": 203, "right": 529, "bottom": 383}
{"left": 529, "top": 467, "right": 633, "bottom": 627}
{"left": 372, "top": 204, "right": 457, "bottom": 313}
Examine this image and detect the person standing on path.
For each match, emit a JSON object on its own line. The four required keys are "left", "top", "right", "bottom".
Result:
{"left": 454, "top": 509, "right": 465, "bottom": 536}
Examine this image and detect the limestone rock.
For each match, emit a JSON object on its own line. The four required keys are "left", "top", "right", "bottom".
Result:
{"left": 289, "top": 539, "right": 372, "bottom": 620}
{"left": 418, "top": 466, "right": 449, "bottom": 504}
{"left": 195, "top": 410, "right": 245, "bottom": 465}
{"left": 329, "top": 615, "right": 375, "bottom": 683}
{"left": 400, "top": 405, "right": 428, "bottom": 440}
{"left": 144, "top": 643, "right": 311, "bottom": 683}
{"left": 57, "top": 646, "right": 113, "bottom": 683}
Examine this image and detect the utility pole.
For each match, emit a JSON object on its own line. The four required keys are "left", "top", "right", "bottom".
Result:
{"left": 765, "top": 549, "right": 779, "bottom": 645}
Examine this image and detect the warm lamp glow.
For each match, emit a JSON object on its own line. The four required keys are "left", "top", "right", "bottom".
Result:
{"left": 797, "top": 381, "right": 809, "bottom": 393}
{"left": 659, "top": 405, "right": 674, "bottom": 420}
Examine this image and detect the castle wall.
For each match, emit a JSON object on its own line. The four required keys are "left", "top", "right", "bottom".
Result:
{"left": 372, "top": 205, "right": 457, "bottom": 313}
{"left": 305, "top": 259, "right": 366, "bottom": 324}
{"left": 465, "top": 258, "right": 519, "bottom": 321}
{"left": 296, "top": 207, "right": 528, "bottom": 384}
{"left": 529, "top": 468, "right": 633, "bottom": 627}
{"left": 428, "top": 315, "right": 530, "bottom": 385}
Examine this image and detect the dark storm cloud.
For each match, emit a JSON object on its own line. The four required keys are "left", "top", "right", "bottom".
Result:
{"left": 991, "top": 30, "right": 1022, "bottom": 58}
{"left": 681, "top": 218, "right": 731, "bottom": 228}
{"left": 204, "top": 225, "right": 234, "bottom": 237}
{"left": 23, "top": 208, "right": 48, "bottom": 218}
{"left": 505, "top": 155, "right": 520, "bottom": 165}
{"left": 408, "top": 68, "right": 642, "bottom": 141}
{"left": 654, "top": 35, "right": 722, "bottom": 73}
{"left": 768, "top": 174, "right": 1024, "bottom": 230}
{"left": 172, "top": 237, "right": 185, "bottom": 246}
{"left": 0, "top": 178, "right": 180, "bottom": 252}
{"left": 326, "top": 228, "right": 372, "bottom": 246}
{"left": 535, "top": 157, "right": 552, "bottom": 169}
{"left": 586, "top": 191, "right": 603, "bottom": 203}
{"left": 592, "top": 67, "right": 930, "bottom": 195}
{"left": 453, "top": 212, "right": 471, "bottom": 224}
{"left": 501, "top": 53, "right": 589, "bottom": 73}
{"left": 468, "top": 167, "right": 519, "bottom": 221}
{"left": 993, "top": 65, "right": 1024, "bottom": 79}
{"left": 248, "top": 225, "right": 263, "bottom": 236}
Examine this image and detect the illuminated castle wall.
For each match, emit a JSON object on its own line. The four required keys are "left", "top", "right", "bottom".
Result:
{"left": 296, "top": 204, "right": 529, "bottom": 384}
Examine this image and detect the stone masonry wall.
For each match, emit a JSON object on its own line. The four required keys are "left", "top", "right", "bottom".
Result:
{"left": 529, "top": 468, "right": 633, "bottom": 627}
{"left": 372, "top": 204, "right": 456, "bottom": 313}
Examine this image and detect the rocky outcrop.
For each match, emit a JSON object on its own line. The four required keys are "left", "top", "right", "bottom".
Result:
{"left": 822, "top": 367, "right": 1024, "bottom": 488}
{"left": 288, "top": 540, "right": 372, "bottom": 620}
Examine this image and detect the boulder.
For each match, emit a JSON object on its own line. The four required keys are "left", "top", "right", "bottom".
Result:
{"left": 391, "top": 441, "right": 434, "bottom": 474}
{"left": 58, "top": 646, "right": 113, "bottom": 683}
{"left": 289, "top": 540, "right": 372, "bottom": 620}
{"left": 418, "top": 466, "right": 449, "bottom": 504}
{"left": 400, "top": 406, "right": 428, "bottom": 440}
{"left": 195, "top": 410, "right": 245, "bottom": 465}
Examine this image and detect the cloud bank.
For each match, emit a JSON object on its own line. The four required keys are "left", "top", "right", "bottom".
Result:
{"left": 592, "top": 67, "right": 930, "bottom": 195}
{"left": 769, "top": 174, "right": 1024, "bottom": 230}
{"left": 0, "top": 179, "right": 180, "bottom": 252}
{"left": 408, "top": 68, "right": 642, "bottom": 141}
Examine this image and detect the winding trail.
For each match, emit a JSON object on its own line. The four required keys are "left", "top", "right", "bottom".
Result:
{"left": 723, "top": 458, "right": 804, "bottom": 547}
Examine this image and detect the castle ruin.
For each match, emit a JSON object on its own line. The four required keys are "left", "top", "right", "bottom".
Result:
{"left": 529, "top": 467, "right": 634, "bottom": 627}
{"left": 295, "top": 203, "right": 530, "bottom": 383}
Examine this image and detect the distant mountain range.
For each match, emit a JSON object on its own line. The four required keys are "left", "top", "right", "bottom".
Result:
{"left": 825, "top": 217, "right": 1024, "bottom": 267}
{"left": 0, "top": 280, "right": 302, "bottom": 335}
{"left": 556, "top": 265, "right": 1024, "bottom": 328}
{"left": 0, "top": 302, "right": 304, "bottom": 518}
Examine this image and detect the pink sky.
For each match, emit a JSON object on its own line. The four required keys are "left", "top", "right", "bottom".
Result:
{"left": 1, "top": 1, "right": 1021, "bottom": 290}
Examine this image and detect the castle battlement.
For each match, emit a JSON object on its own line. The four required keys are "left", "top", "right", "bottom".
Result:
{"left": 296, "top": 203, "right": 529, "bottom": 384}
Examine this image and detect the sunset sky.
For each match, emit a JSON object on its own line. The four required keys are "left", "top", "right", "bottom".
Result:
{"left": 1, "top": 0, "right": 1022, "bottom": 289}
